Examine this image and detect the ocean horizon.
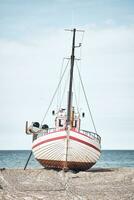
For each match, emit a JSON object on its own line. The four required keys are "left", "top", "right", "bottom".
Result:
{"left": 0, "top": 150, "right": 134, "bottom": 169}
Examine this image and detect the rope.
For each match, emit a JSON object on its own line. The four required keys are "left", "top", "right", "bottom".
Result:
{"left": 41, "top": 60, "right": 70, "bottom": 125}
{"left": 76, "top": 61, "right": 97, "bottom": 133}
{"left": 57, "top": 58, "right": 65, "bottom": 110}
{"left": 59, "top": 69, "right": 70, "bottom": 110}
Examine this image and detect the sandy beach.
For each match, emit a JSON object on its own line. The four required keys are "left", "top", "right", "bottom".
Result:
{"left": 0, "top": 168, "right": 134, "bottom": 200}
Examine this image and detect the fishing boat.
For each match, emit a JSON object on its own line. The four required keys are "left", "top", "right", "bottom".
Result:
{"left": 25, "top": 28, "right": 101, "bottom": 171}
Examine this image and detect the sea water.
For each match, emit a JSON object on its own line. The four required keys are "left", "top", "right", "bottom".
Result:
{"left": 0, "top": 150, "right": 134, "bottom": 169}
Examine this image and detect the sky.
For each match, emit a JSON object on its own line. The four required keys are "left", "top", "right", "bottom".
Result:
{"left": 0, "top": 0, "right": 134, "bottom": 150}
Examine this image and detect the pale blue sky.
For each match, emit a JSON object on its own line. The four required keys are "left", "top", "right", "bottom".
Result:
{"left": 1, "top": 0, "right": 134, "bottom": 38}
{"left": 0, "top": 0, "right": 134, "bottom": 149}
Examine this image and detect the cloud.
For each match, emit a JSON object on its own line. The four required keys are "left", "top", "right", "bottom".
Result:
{"left": 0, "top": 25, "right": 134, "bottom": 149}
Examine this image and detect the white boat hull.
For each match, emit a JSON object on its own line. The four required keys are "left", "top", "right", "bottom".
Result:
{"left": 32, "top": 129, "right": 101, "bottom": 171}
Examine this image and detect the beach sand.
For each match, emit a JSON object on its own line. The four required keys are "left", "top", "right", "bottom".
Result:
{"left": 0, "top": 168, "right": 134, "bottom": 200}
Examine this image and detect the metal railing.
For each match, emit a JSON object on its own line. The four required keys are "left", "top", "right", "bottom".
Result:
{"left": 80, "top": 129, "right": 101, "bottom": 143}
{"left": 35, "top": 127, "right": 101, "bottom": 144}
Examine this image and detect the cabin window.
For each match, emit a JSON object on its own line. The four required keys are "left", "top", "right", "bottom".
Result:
{"left": 59, "top": 119, "right": 63, "bottom": 127}
{"left": 73, "top": 120, "right": 77, "bottom": 128}
{"left": 75, "top": 120, "right": 77, "bottom": 128}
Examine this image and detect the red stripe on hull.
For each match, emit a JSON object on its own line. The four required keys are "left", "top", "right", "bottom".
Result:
{"left": 69, "top": 136, "right": 100, "bottom": 152}
{"left": 32, "top": 135, "right": 66, "bottom": 149}
{"left": 32, "top": 133, "right": 100, "bottom": 152}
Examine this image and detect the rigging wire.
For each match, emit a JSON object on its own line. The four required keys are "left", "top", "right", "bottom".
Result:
{"left": 73, "top": 78, "right": 79, "bottom": 113}
{"left": 41, "top": 60, "right": 70, "bottom": 125}
{"left": 57, "top": 58, "right": 65, "bottom": 110}
{"left": 78, "top": 31, "right": 85, "bottom": 108}
{"left": 76, "top": 61, "right": 97, "bottom": 133}
{"left": 58, "top": 67, "right": 70, "bottom": 110}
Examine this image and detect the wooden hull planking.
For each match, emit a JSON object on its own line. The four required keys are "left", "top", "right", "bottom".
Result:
{"left": 32, "top": 129, "right": 101, "bottom": 171}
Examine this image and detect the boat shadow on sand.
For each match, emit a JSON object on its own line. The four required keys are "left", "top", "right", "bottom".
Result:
{"left": 39, "top": 167, "right": 114, "bottom": 174}
{"left": 87, "top": 168, "right": 114, "bottom": 173}
{"left": 0, "top": 167, "right": 114, "bottom": 173}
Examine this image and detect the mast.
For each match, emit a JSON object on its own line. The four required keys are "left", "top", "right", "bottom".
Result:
{"left": 66, "top": 28, "right": 76, "bottom": 127}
